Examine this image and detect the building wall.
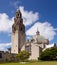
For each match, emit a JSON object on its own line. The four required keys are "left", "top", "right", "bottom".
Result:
{"left": 11, "top": 30, "right": 19, "bottom": 54}
{"left": 19, "top": 32, "right": 26, "bottom": 51}
{"left": 29, "top": 43, "right": 42, "bottom": 60}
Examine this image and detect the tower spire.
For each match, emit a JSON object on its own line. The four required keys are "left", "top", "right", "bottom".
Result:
{"left": 16, "top": 9, "right": 22, "bottom": 18}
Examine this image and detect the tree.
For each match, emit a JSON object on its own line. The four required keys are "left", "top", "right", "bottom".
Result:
{"left": 7, "top": 47, "right": 11, "bottom": 53}
{"left": 39, "top": 47, "right": 57, "bottom": 61}
{"left": 16, "top": 50, "right": 30, "bottom": 61}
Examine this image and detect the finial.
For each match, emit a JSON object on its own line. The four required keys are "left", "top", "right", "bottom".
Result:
{"left": 36, "top": 28, "right": 40, "bottom": 35}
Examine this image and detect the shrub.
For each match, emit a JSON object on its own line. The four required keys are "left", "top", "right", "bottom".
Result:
{"left": 39, "top": 47, "right": 57, "bottom": 61}
{"left": 16, "top": 50, "right": 30, "bottom": 62}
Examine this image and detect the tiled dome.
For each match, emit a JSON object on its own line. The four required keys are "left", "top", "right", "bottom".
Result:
{"left": 33, "top": 35, "right": 45, "bottom": 43}
{"left": 32, "top": 30, "right": 45, "bottom": 43}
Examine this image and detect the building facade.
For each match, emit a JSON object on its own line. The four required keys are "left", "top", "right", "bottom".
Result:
{"left": 11, "top": 10, "right": 56, "bottom": 60}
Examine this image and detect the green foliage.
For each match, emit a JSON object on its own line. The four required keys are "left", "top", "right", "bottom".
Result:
{"left": 7, "top": 47, "right": 11, "bottom": 53}
{"left": 16, "top": 50, "right": 30, "bottom": 61}
{"left": 39, "top": 47, "right": 57, "bottom": 61}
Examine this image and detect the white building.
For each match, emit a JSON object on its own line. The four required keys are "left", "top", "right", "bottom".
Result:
{"left": 11, "top": 10, "right": 56, "bottom": 60}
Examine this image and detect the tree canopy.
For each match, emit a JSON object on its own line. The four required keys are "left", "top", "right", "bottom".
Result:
{"left": 39, "top": 47, "right": 57, "bottom": 61}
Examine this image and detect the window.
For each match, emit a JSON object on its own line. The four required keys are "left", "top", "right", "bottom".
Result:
{"left": 25, "top": 46, "right": 31, "bottom": 52}
{"left": 0, "top": 53, "right": 2, "bottom": 58}
{"left": 20, "top": 27, "right": 23, "bottom": 31}
{"left": 20, "top": 27, "right": 22, "bottom": 31}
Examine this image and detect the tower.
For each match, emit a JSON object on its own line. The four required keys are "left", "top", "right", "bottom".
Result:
{"left": 11, "top": 10, "right": 26, "bottom": 54}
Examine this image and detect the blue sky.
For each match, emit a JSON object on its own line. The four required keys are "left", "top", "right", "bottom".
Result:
{"left": 0, "top": 0, "right": 57, "bottom": 51}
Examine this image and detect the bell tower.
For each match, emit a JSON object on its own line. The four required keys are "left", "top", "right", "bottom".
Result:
{"left": 11, "top": 10, "right": 26, "bottom": 54}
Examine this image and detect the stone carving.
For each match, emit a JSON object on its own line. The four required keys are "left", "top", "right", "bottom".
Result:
{"left": 12, "top": 10, "right": 24, "bottom": 33}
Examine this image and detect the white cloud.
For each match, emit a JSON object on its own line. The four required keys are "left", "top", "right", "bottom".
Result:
{"left": 0, "top": 13, "right": 14, "bottom": 32}
{"left": 19, "top": 6, "right": 39, "bottom": 26}
{"left": 0, "top": 43, "right": 11, "bottom": 51}
{"left": 10, "top": 0, "right": 22, "bottom": 9}
{"left": 54, "top": 28, "right": 57, "bottom": 31}
{"left": 26, "top": 22, "right": 56, "bottom": 41}
{"left": 0, "top": 6, "right": 39, "bottom": 32}
{"left": 0, "top": 6, "right": 56, "bottom": 42}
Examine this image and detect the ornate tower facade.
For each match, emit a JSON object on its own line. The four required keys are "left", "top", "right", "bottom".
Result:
{"left": 11, "top": 10, "right": 26, "bottom": 54}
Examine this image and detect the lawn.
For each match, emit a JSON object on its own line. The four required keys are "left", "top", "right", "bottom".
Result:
{"left": 0, "top": 61, "right": 57, "bottom": 65}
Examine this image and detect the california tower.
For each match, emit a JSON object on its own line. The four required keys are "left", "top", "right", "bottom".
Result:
{"left": 11, "top": 10, "right": 26, "bottom": 54}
